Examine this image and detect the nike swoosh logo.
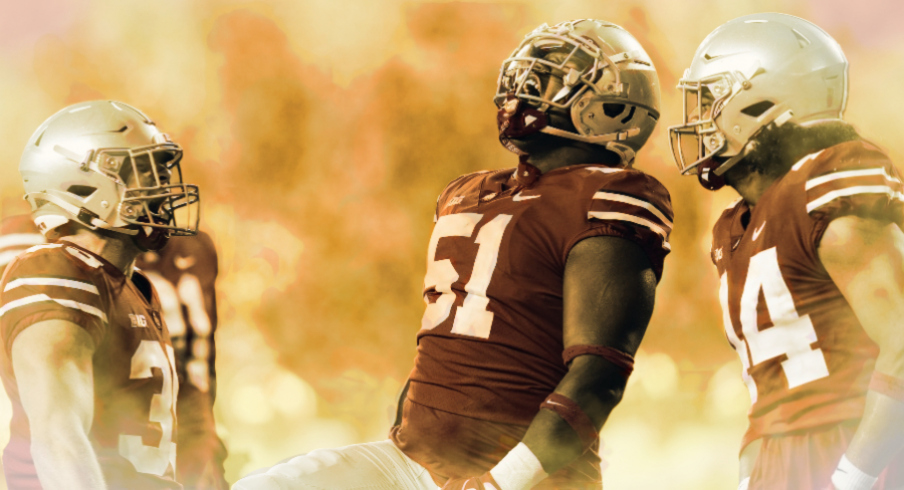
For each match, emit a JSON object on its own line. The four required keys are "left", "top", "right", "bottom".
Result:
{"left": 752, "top": 222, "right": 766, "bottom": 241}
{"left": 512, "top": 191, "right": 541, "bottom": 202}
{"left": 174, "top": 255, "right": 196, "bottom": 270}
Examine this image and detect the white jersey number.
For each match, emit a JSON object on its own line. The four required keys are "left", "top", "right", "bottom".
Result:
{"left": 119, "top": 341, "right": 179, "bottom": 476}
{"left": 421, "top": 213, "right": 513, "bottom": 339}
{"left": 721, "top": 247, "right": 830, "bottom": 402}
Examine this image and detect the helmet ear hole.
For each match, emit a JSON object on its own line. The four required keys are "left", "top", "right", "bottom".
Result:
{"left": 603, "top": 103, "right": 626, "bottom": 118}
{"left": 741, "top": 101, "right": 775, "bottom": 117}
{"left": 67, "top": 185, "right": 97, "bottom": 198}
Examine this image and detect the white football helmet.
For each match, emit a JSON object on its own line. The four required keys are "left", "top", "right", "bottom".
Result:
{"left": 668, "top": 13, "right": 848, "bottom": 187}
{"left": 494, "top": 19, "right": 661, "bottom": 164}
{"left": 19, "top": 100, "right": 199, "bottom": 241}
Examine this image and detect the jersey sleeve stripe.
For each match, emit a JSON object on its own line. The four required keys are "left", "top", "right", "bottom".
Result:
{"left": 592, "top": 192, "right": 674, "bottom": 228}
{"left": 587, "top": 211, "right": 672, "bottom": 250}
{"left": 0, "top": 294, "right": 108, "bottom": 323}
{"left": 24, "top": 244, "right": 62, "bottom": 254}
{"left": 3, "top": 277, "right": 99, "bottom": 294}
{"left": 0, "top": 233, "right": 45, "bottom": 250}
{"left": 804, "top": 168, "right": 900, "bottom": 190}
{"left": 790, "top": 150, "right": 825, "bottom": 172}
{"left": 0, "top": 250, "right": 23, "bottom": 267}
{"left": 806, "top": 185, "right": 904, "bottom": 213}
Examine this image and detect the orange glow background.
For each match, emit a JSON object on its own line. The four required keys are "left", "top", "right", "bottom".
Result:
{"left": 0, "top": 1, "right": 902, "bottom": 488}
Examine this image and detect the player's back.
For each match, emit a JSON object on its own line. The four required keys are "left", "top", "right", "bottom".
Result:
{"left": 0, "top": 243, "right": 181, "bottom": 489}
{"left": 396, "top": 163, "right": 673, "bottom": 486}
{"left": 712, "top": 139, "right": 902, "bottom": 449}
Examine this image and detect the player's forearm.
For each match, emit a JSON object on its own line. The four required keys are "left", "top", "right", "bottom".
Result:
{"left": 521, "top": 355, "right": 626, "bottom": 474}
{"left": 844, "top": 389, "right": 904, "bottom": 474}
{"left": 31, "top": 427, "right": 106, "bottom": 490}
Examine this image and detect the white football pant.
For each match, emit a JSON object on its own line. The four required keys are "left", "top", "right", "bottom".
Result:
{"left": 232, "top": 439, "right": 439, "bottom": 490}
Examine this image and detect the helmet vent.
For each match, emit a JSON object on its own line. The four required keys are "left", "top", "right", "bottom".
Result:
{"left": 620, "top": 106, "right": 637, "bottom": 123}
{"left": 34, "top": 130, "right": 45, "bottom": 147}
{"left": 603, "top": 103, "right": 626, "bottom": 118}
{"left": 741, "top": 101, "right": 775, "bottom": 117}
{"left": 67, "top": 185, "right": 97, "bottom": 198}
{"left": 792, "top": 29, "right": 810, "bottom": 48}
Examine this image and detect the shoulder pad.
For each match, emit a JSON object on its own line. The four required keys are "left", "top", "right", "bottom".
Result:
{"left": 799, "top": 141, "right": 904, "bottom": 222}
{"left": 0, "top": 246, "right": 108, "bottom": 331}
{"left": 587, "top": 169, "right": 674, "bottom": 249}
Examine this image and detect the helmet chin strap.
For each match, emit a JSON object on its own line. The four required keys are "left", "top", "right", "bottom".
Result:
{"left": 497, "top": 93, "right": 548, "bottom": 186}
{"left": 132, "top": 226, "right": 170, "bottom": 252}
{"left": 696, "top": 159, "right": 727, "bottom": 191}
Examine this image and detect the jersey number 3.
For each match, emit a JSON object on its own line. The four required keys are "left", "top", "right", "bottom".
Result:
{"left": 421, "top": 213, "right": 513, "bottom": 339}
{"left": 119, "top": 341, "right": 179, "bottom": 476}
{"left": 721, "top": 247, "right": 830, "bottom": 403}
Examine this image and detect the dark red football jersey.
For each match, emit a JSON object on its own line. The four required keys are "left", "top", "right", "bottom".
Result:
{"left": 397, "top": 164, "right": 673, "bottom": 487}
{"left": 711, "top": 140, "right": 903, "bottom": 450}
{"left": 0, "top": 242, "right": 180, "bottom": 489}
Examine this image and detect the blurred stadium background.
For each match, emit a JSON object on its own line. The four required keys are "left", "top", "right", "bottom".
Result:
{"left": 0, "top": 0, "right": 901, "bottom": 488}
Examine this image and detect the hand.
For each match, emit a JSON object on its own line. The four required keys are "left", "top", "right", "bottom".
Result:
{"left": 441, "top": 472, "right": 501, "bottom": 490}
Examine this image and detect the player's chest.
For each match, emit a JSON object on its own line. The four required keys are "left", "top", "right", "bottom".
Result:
{"left": 98, "top": 280, "right": 171, "bottom": 366}
{"left": 434, "top": 192, "right": 567, "bottom": 278}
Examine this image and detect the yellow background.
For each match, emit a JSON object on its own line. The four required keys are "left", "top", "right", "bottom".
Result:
{"left": 0, "top": 0, "right": 902, "bottom": 488}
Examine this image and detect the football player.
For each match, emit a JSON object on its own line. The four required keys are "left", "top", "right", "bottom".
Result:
{"left": 0, "top": 217, "right": 229, "bottom": 489}
{"left": 669, "top": 13, "right": 904, "bottom": 490}
{"left": 235, "top": 19, "right": 672, "bottom": 490}
{"left": 0, "top": 100, "right": 201, "bottom": 489}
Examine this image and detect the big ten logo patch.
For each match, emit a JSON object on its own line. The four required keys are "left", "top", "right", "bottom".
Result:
{"left": 129, "top": 313, "right": 148, "bottom": 328}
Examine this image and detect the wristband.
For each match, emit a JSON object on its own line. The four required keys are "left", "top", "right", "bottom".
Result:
{"left": 562, "top": 345, "right": 635, "bottom": 379}
{"left": 488, "top": 443, "right": 548, "bottom": 490}
{"left": 831, "top": 455, "right": 878, "bottom": 490}
{"left": 539, "top": 393, "right": 599, "bottom": 451}
{"left": 868, "top": 370, "right": 904, "bottom": 402}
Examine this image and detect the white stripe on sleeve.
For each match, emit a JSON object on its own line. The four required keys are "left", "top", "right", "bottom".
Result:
{"left": 0, "top": 234, "right": 45, "bottom": 250}
{"left": 0, "top": 294, "right": 107, "bottom": 323}
{"left": 592, "top": 192, "right": 673, "bottom": 228}
{"left": 805, "top": 168, "right": 900, "bottom": 190}
{"left": 806, "top": 185, "right": 904, "bottom": 213}
{"left": 4, "top": 277, "right": 99, "bottom": 294}
{"left": 587, "top": 211, "right": 672, "bottom": 250}
{"left": 791, "top": 150, "right": 825, "bottom": 172}
{"left": 0, "top": 251, "right": 23, "bottom": 268}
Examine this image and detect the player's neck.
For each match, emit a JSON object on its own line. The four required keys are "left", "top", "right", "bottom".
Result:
{"left": 728, "top": 171, "right": 780, "bottom": 208}
{"left": 60, "top": 228, "right": 140, "bottom": 277}
{"left": 524, "top": 144, "right": 622, "bottom": 174}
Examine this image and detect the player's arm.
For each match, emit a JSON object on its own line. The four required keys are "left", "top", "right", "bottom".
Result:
{"left": 11, "top": 319, "right": 107, "bottom": 490}
{"left": 819, "top": 216, "right": 904, "bottom": 490}
{"left": 443, "top": 235, "right": 657, "bottom": 490}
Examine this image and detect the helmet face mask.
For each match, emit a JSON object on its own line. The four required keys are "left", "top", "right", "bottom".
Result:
{"left": 497, "top": 31, "right": 611, "bottom": 113}
{"left": 20, "top": 100, "right": 200, "bottom": 242}
{"left": 494, "top": 19, "right": 661, "bottom": 165}
{"left": 669, "top": 72, "right": 741, "bottom": 175}
{"left": 111, "top": 144, "right": 200, "bottom": 235}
